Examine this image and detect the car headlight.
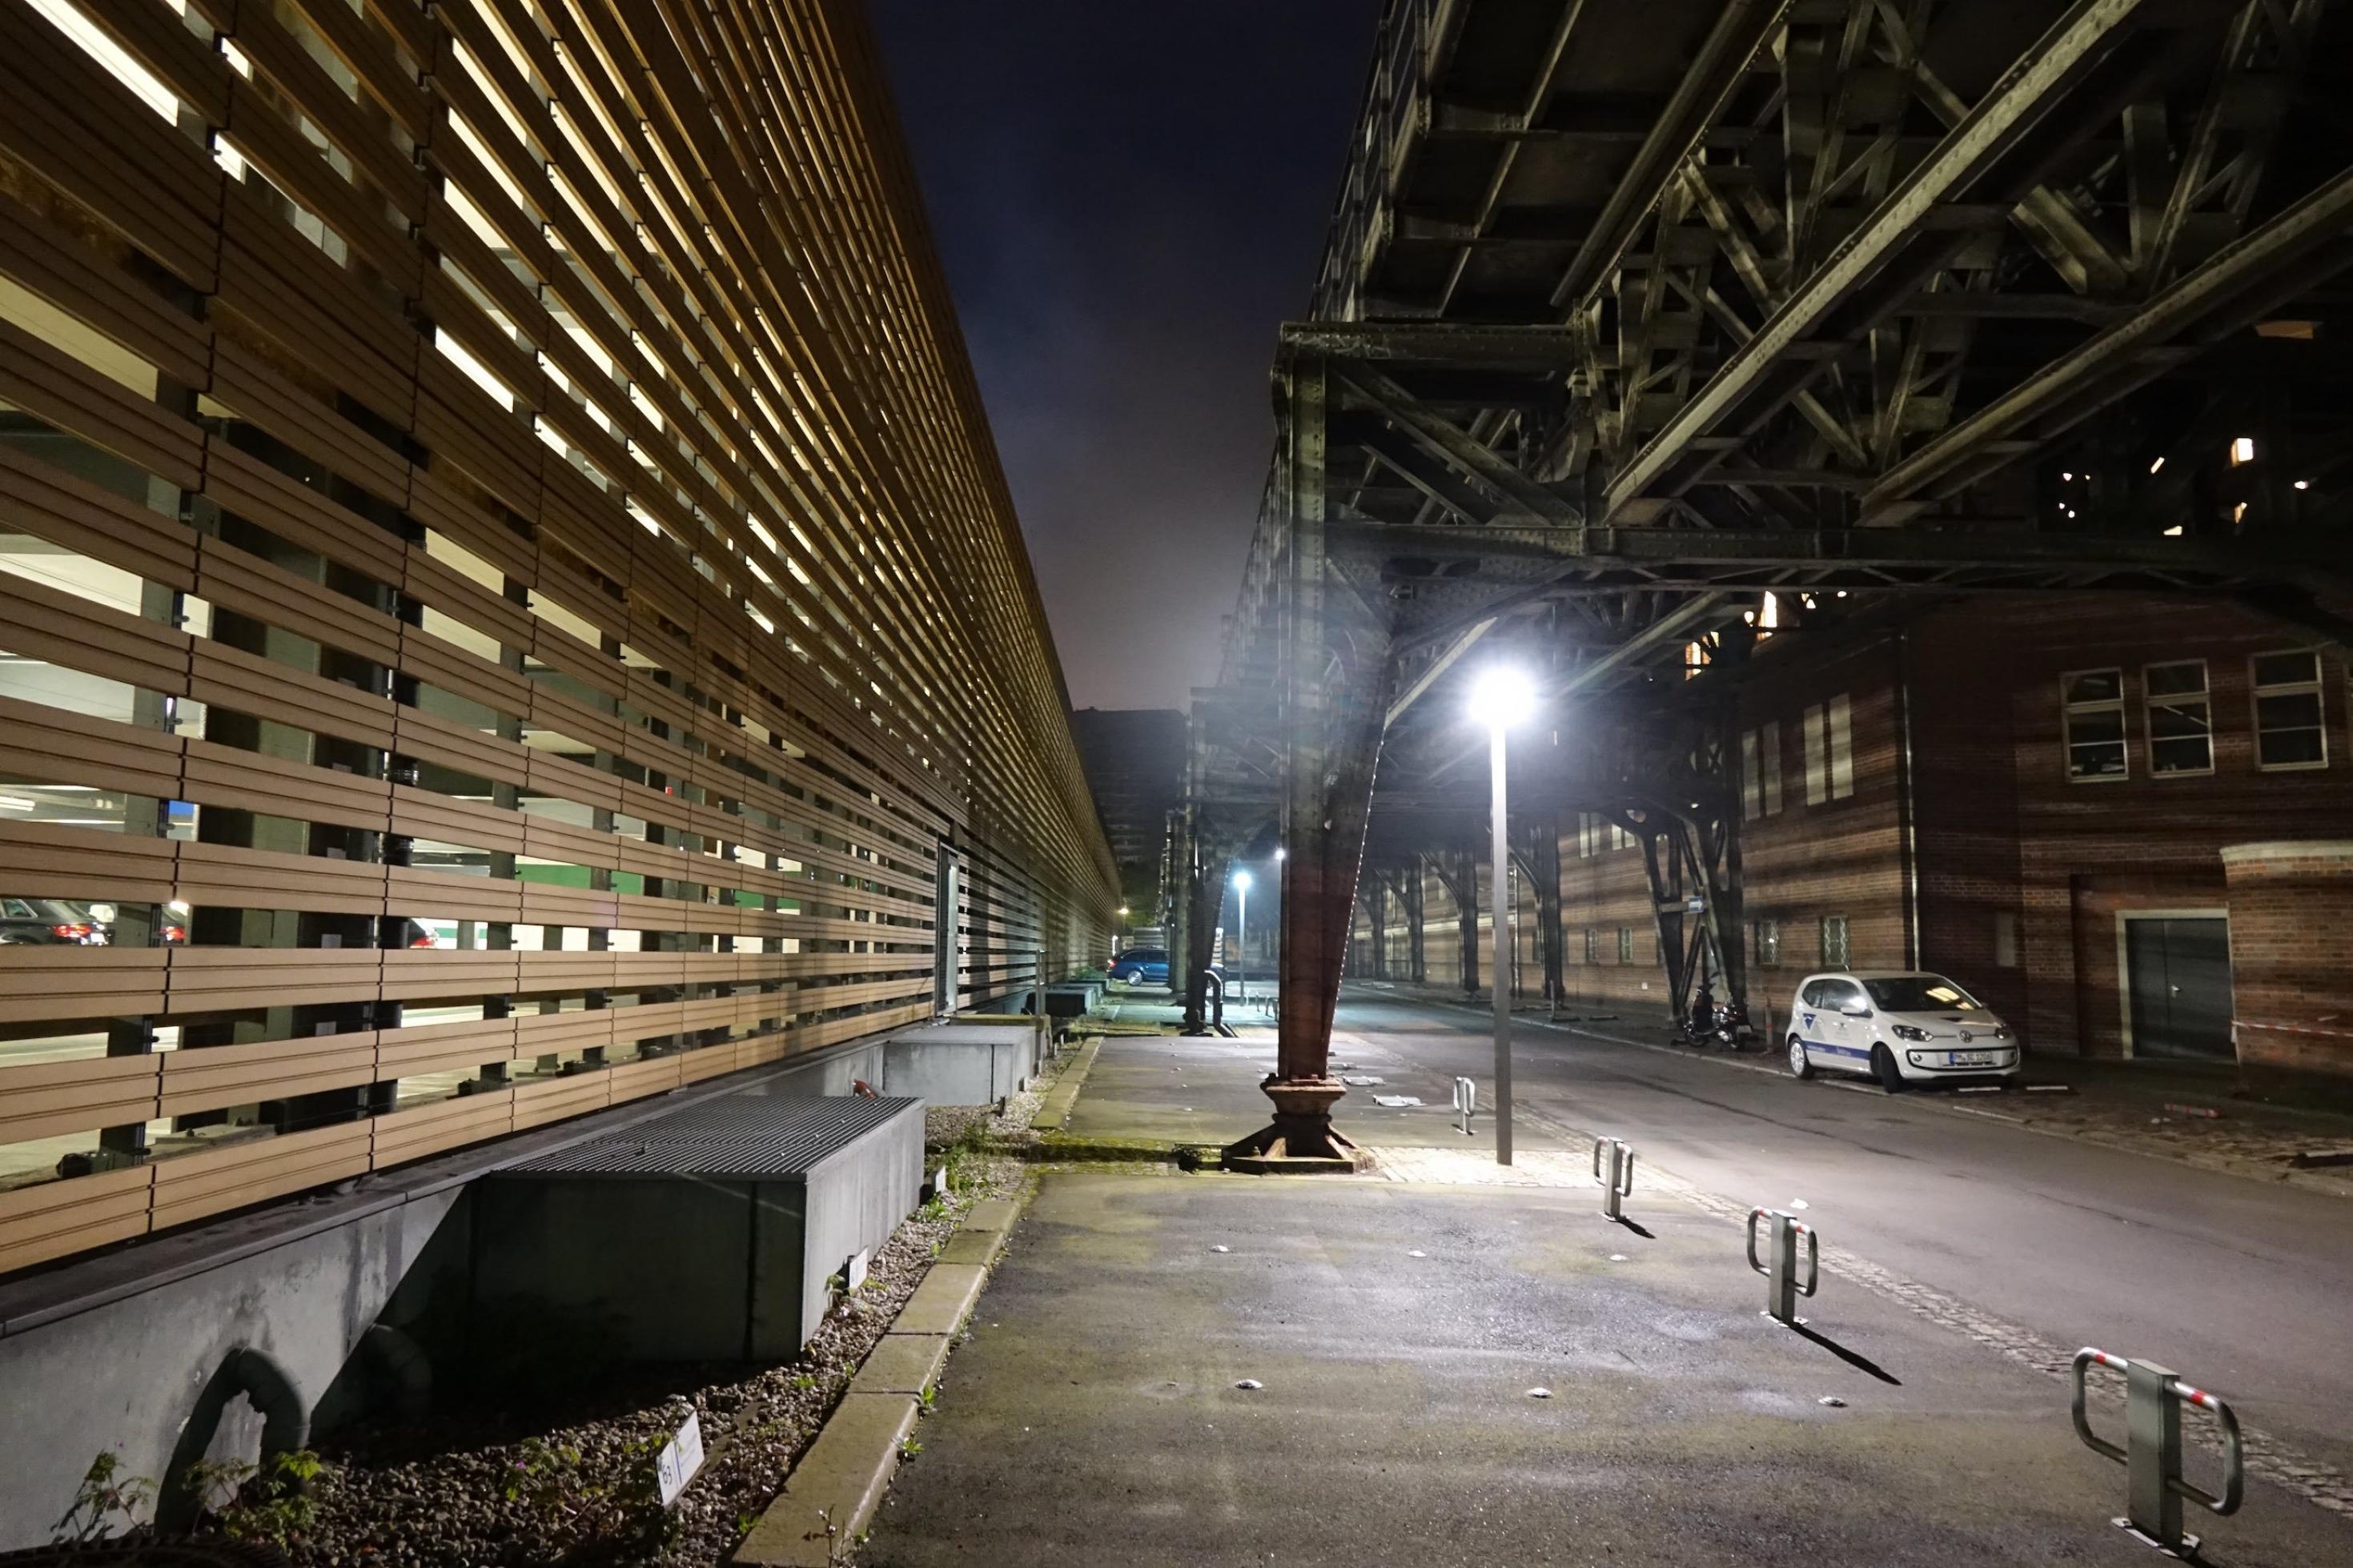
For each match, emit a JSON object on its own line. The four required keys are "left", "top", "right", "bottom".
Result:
{"left": 1892, "top": 1025, "right": 1929, "bottom": 1042}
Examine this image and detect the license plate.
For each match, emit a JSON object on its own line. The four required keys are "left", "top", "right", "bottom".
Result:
{"left": 1946, "top": 1051, "right": 1994, "bottom": 1068}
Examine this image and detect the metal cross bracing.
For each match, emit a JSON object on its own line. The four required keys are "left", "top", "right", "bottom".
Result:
{"left": 1191, "top": 0, "right": 2353, "bottom": 1165}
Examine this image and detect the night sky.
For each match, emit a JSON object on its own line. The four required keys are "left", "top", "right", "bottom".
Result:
{"left": 865, "top": 0, "right": 1376, "bottom": 714}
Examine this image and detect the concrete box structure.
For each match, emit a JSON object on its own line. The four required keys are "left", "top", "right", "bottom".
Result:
{"left": 882, "top": 1023, "right": 1039, "bottom": 1107}
{"left": 1045, "top": 981, "right": 1103, "bottom": 1019}
{"left": 475, "top": 1095, "right": 922, "bottom": 1362}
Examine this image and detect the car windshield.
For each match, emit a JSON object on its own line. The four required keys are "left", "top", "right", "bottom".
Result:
{"left": 1865, "top": 975, "right": 1982, "bottom": 1013}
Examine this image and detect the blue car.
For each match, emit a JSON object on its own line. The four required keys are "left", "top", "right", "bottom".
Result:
{"left": 1110, "top": 948, "right": 1170, "bottom": 985}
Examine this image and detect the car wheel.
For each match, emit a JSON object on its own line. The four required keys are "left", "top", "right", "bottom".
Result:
{"left": 1787, "top": 1035, "right": 1813, "bottom": 1079}
{"left": 1871, "top": 1044, "right": 1906, "bottom": 1093}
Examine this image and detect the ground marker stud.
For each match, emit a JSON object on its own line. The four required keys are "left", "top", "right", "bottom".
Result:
{"left": 1746, "top": 1207, "right": 1818, "bottom": 1325}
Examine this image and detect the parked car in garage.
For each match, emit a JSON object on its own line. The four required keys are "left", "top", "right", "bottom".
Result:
{"left": 0, "top": 896, "right": 108, "bottom": 944}
{"left": 1785, "top": 971, "right": 2019, "bottom": 1089}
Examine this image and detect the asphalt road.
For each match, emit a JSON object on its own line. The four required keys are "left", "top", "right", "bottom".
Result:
{"left": 1325, "top": 993, "right": 2353, "bottom": 1478}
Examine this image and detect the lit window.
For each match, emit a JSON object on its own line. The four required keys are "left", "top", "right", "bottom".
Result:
{"left": 1801, "top": 697, "right": 1853, "bottom": 804}
{"left": 1753, "top": 919, "right": 1781, "bottom": 966}
{"left": 2251, "top": 651, "right": 2327, "bottom": 771}
{"left": 2231, "top": 436, "right": 2255, "bottom": 466}
{"left": 2143, "top": 660, "right": 2211, "bottom": 776}
{"left": 1820, "top": 915, "right": 1851, "bottom": 968}
{"left": 2062, "top": 669, "right": 2128, "bottom": 781}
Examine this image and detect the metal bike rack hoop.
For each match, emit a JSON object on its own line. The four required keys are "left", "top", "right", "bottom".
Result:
{"left": 2071, "top": 1346, "right": 2243, "bottom": 1556}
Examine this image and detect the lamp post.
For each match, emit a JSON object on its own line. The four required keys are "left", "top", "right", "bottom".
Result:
{"left": 1468, "top": 666, "right": 1536, "bottom": 1165}
{"left": 1231, "top": 869, "right": 1251, "bottom": 1004}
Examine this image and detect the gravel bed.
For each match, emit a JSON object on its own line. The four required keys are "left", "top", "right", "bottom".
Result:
{"left": 279, "top": 1065, "right": 1070, "bottom": 1568}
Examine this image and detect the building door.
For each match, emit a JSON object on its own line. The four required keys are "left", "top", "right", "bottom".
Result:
{"left": 2125, "top": 916, "right": 2235, "bottom": 1060}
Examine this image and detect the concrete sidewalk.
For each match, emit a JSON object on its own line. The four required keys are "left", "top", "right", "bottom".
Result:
{"left": 859, "top": 1172, "right": 2347, "bottom": 1566}
{"left": 853, "top": 1022, "right": 2352, "bottom": 1566}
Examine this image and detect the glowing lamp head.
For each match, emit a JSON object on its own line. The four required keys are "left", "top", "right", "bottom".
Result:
{"left": 1468, "top": 666, "right": 1537, "bottom": 732}
{"left": 1232, "top": 869, "right": 1252, "bottom": 892}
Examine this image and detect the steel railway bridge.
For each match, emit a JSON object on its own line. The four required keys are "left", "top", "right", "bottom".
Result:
{"left": 1174, "top": 0, "right": 2353, "bottom": 1167}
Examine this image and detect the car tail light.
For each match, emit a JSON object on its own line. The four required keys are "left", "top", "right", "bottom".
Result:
{"left": 163, "top": 924, "right": 187, "bottom": 943}
{"left": 51, "top": 924, "right": 91, "bottom": 940}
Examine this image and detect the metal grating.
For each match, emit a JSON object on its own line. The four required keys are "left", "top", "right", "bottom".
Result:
{"left": 502, "top": 1096, "right": 919, "bottom": 1178}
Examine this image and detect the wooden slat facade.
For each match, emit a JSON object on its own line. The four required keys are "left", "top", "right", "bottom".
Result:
{"left": 0, "top": 0, "right": 1116, "bottom": 1275}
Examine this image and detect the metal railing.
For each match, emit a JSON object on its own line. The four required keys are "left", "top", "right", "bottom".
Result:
{"left": 2072, "top": 1348, "right": 2243, "bottom": 1555}
{"left": 1745, "top": 1208, "right": 1818, "bottom": 1325}
{"left": 1592, "top": 1137, "right": 1635, "bottom": 1221}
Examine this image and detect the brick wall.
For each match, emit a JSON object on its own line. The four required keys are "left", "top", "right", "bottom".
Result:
{"left": 1346, "top": 593, "right": 2353, "bottom": 1069}
{"left": 2221, "top": 841, "right": 2353, "bottom": 1091}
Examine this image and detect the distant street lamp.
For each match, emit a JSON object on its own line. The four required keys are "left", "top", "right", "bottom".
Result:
{"left": 1231, "top": 869, "right": 1251, "bottom": 1005}
{"left": 1468, "top": 666, "right": 1536, "bottom": 1166}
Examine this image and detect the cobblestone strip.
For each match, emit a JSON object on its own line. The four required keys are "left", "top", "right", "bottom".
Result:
{"left": 1372, "top": 1107, "right": 2353, "bottom": 1521}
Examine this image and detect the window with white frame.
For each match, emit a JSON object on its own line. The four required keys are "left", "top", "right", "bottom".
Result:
{"left": 1993, "top": 909, "right": 2019, "bottom": 968}
{"left": 2062, "top": 668, "right": 2128, "bottom": 781}
{"left": 1819, "top": 915, "right": 1850, "bottom": 968}
{"left": 1801, "top": 696, "right": 1853, "bottom": 804}
{"left": 1616, "top": 926, "right": 1634, "bottom": 963}
{"left": 1584, "top": 928, "right": 1598, "bottom": 964}
{"left": 2251, "top": 650, "right": 2328, "bottom": 770}
{"left": 1579, "top": 812, "right": 1632, "bottom": 856}
{"left": 1753, "top": 918, "right": 1781, "bottom": 967}
{"left": 2143, "top": 660, "right": 2212, "bottom": 776}
{"left": 1741, "top": 725, "right": 1785, "bottom": 820}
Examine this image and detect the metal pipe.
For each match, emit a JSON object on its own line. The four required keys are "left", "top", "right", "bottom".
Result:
{"left": 1490, "top": 722, "right": 1514, "bottom": 1165}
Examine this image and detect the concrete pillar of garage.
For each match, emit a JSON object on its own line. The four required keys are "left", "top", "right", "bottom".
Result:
{"left": 2220, "top": 841, "right": 2353, "bottom": 1104}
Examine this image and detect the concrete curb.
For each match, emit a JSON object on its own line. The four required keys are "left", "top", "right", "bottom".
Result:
{"left": 1029, "top": 1037, "right": 1100, "bottom": 1132}
{"left": 1427, "top": 998, "right": 2353, "bottom": 1201}
{"left": 733, "top": 1185, "right": 1026, "bottom": 1566}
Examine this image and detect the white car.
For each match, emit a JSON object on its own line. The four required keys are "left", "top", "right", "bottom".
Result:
{"left": 1784, "top": 971, "right": 2019, "bottom": 1089}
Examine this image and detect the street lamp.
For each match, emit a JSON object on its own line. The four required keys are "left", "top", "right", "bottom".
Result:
{"left": 1469, "top": 665, "right": 1536, "bottom": 1165}
{"left": 1231, "top": 869, "right": 1251, "bottom": 1004}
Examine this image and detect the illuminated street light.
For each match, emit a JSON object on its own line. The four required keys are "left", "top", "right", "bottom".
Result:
{"left": 1231, "top": 869, "right": 1251, "bottom": 1005}
{"left": 1468, "top": 665, "right": 1537, "bottom": 732}
{"left": 1472, "top": 665, "right": 1536, "bottom": 1165}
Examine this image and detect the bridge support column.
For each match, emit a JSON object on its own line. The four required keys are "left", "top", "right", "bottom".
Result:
{"left": 1227, "top": 346, "right": 1386, "bottom": 1173}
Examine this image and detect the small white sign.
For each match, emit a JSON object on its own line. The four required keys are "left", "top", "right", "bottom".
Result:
{"left": 655, "top": 1411, "right": 705, "bottom": 1507}
{"left": 844, "top": 1248, "right": 871, "bottom": 1293}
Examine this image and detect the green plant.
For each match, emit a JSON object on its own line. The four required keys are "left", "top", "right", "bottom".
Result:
{"left": 896, "top": 1438, "right": 923, "bottom": 1461}
{"left": 53, "top": 1451, "right": 153, "bottom": 1544}
{"left": 790, "top": 1373, "right": 819, "bottom": 1392}
{"left": 183, "top": 1450, "right": 327, "bottom": 1546}
{"left": 497, "top": 1433, "right": 676, "bottom": 1553}
{"left": 916, "top": 1386, "right": 938, "bottom": 1412}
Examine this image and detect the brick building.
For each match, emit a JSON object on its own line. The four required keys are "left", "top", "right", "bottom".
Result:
{"left": 1354, "top": 596, "right": 2353, "bottom": 1091}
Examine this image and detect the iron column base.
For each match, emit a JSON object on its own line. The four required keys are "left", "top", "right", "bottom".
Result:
{"left": 1223, "top": 1076, "right": 1362, "bottom": 1174}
